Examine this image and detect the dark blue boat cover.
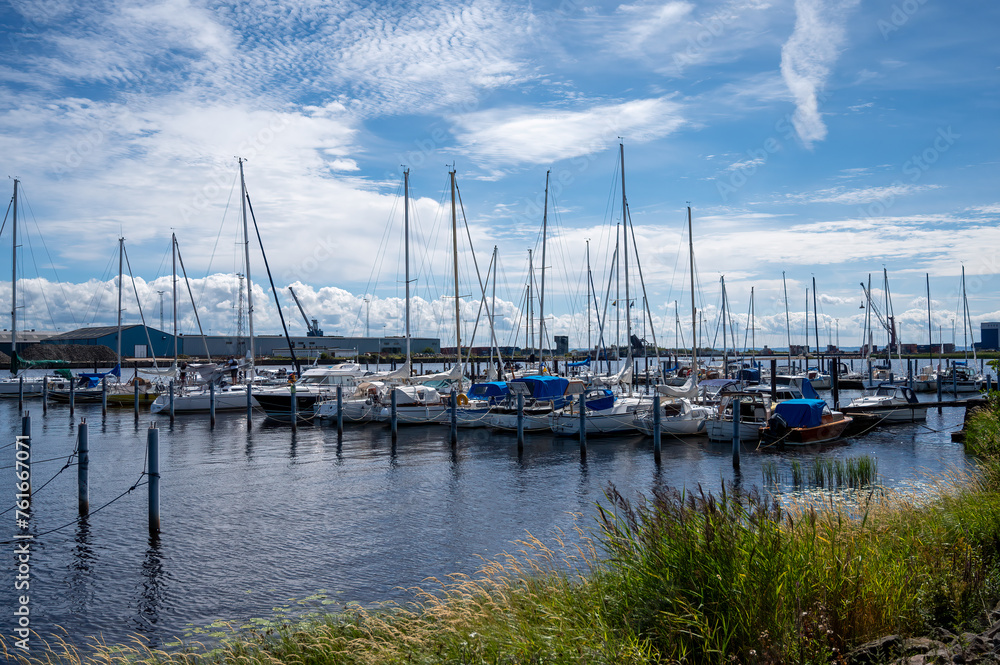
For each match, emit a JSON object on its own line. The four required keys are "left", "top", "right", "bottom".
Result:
{"left": 469, "top": 381, "right": 510, "bottom": 403}
{"left": 585, "top": 388, "right": 614, "bottom": 411}
{"left": 773, "top": 399, "right": 826, "bottom": 428}
{"left": 78, "top": 364, "right": 121, "bottom": 388}
{"left": 567, "top": 358, "right": 591, "bottom": 367}
{"left": 515, "top": 375, "right": 569, "bottom": 399}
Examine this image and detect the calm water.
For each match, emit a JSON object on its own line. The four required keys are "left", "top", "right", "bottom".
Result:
{"left": 0, "top": 364, "right": 977, "bottom": 654}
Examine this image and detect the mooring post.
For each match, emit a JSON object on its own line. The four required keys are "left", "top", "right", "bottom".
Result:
{"left": 168, "top": 380, "right": 175, "bottom": 422}
{"left": 69, "top": 378, "right": 75, "bottom": 417}
{"left": 209, "top": 382, "right": 216, "bottom": 428}
{"left": 831, "top": 361, "right": 840, "bottom": 410}
{"left": 450, "top": 391, "right": 458, "bottom": 446}
{"left": 937, "top": 371, "right": 943, "bottom": 413}
{"left": 133, "top": 378, "right": 139, "bottom": 420}
{"left": 101, "top": 376, "right": 107, "bottom": 416}
{"left": 19, "top": 411, "right": 31, "bottom": 497}
{"left": 953, "top": 368, "right": 958, "bottom": 395}
{"left": 78, "top": 419, "right": 89, "bottom": 516}
{"left": 290, "top": 384, "right": 297, "bottom": 432}
{"left": 41, "top": 376, "right": 47, "bottom": 415}
{"left": 390, "top": 388, "right": 397, "bottom": 440}
{"left": 770, "top": 359, "right": 777, "bottom": 402}
{"left": 246, "top": 382, "right": 253, "bottom": 428}
{"left": 336, "top": 385, "right": 343, "bottom": 435}
{"left": 652, "top": 393, "right": 661, "bottom": 461}
{"left": 908, "top": 359, "right": 914, "bottom": 391}
{"left": 147, "top": 423, "right": 160, "bottom": 535}
{"left": 578, "top": 393, "right": 587, "bottom": 448}
{"left": 732, "top": 396, "right": 741, "bottom": 470}
{"left": 516, "top": 393, "right": 524, "bottom": 449}
{"left": 18, "top": 375, "right": 24, "bottom": 414}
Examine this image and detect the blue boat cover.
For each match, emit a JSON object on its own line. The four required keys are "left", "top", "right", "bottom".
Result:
{"left": 514, "top": 375, "right": 569, "bottom": 399}
{"left": 585, "top": 388, "right": 614, "bottom": 411}
{"left": 738, "top": 368, "right": 760, "bottom": 382}
{"left": 469, "top": 381, "right": 510, "bottom": 404}
{"left": 773, "top": 399, "right": 826, "bottom": 428}
{"left": 78, "top": 364, "right": 121, "bottom": 388}
{"left": 567, "top": 358, "right": 591, "bottom": 367}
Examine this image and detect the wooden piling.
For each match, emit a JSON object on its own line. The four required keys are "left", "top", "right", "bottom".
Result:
{"left": 133, "top": 378, "right": 139, "bottom": 420}
{"left": 516, "top": 393, "right": 524, "bottom": 450}
{"left": 147, "top": 424, "right": 160, "bottom": 534}
{"left": 101, "top": 376, "right": 107, "bottom": 416}
{"left": 290, "top": 385, "right": 297, "bottom": 432}
{"left": 168, "top": 380, "right": 175, "bottom": 422}
{"left": 336, "top": 385, "right": 343, "bottom": 435}
{"left": 69, "top": 378, "right": 75, "bottom": 417}
{"left": 652, "top": 394, "right": 661, "bottom": 460}
{"left": 18, "top": 375, "right": 23, "bottom": 414}
{"left": 78, "top": 420, "right": 89, "bottom": 516}
{"left": 41, "top": 376, "right": 47, "bottom": 415}
{"left": 770, "top": 359, "right": 777, "bottom": 402}
{"left": 450, "top": 391, "right": 457, "bottom": 446}
{"left": 831, "top": 361, "right": 840, "bottom": 410}
{"left": 209, "top": 382, "right": 216, "bottom": 428}
{"left": 390, "top": 388, "right": 397, "bottom": 440}
{"left": 578, "top": 393, "right": 586, "bottom": 448}
{"left": 732, "top": 396, "right": 741, "bottom": 470}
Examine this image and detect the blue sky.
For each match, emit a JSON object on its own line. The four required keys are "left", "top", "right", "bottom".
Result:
{"left": 0, "top": 0, "right": 997, "bottom": 352}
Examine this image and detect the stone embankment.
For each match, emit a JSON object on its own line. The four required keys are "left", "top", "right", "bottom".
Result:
{"left": 851, "top": 605, "right": 1000, "bottom": 664}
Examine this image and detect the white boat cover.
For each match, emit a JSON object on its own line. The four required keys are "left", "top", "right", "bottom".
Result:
{"left": 656, "top": 376, "right": 698, "bottom": 399}
{"left": 410, "top": 362, "right": 463, "bottom": 384}
{"left": 592, "top": 361, "right": 633, "bottom": 388}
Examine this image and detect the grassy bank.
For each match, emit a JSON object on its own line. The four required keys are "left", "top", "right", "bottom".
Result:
{"left": 12, "top": 398, "right": 1000, "bottom": 664}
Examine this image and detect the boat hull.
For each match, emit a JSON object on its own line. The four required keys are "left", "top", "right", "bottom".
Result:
{"left": 760, "top": 416, "right": 852, "bottom": 446}
{"left": 150, "top": 388, "right": 256, "bottom": 414}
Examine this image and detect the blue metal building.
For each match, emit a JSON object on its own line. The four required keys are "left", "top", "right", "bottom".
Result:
{"left": 42, "top": 325, "right": 179, "bottom": 358}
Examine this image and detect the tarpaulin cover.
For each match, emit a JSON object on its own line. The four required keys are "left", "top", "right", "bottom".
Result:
{"left": 772, "top": 399, "right": 826, "bottom": 428}
{"left": 514, "top": 375, "right": 569, "bottom": 399}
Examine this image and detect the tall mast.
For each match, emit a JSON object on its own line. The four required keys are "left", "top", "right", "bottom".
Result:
{"left": 540, "top": 169, "right": 549, "bottom": 369}
{"left": 586, "top": 240, "right": 592, "bottom": 354}
{"left": 688, "top": 206, "right": 697, "bottom": 386}
{"left": 615, "top": 223, "right": 621, "bottom": 358}
{"left": 527, "top": 249, "right": 534, "bottom": 357}
{"left": 962, "top": 265, "right": 971, "bottom": 362}
{"left": 172, "top": 231, "right": 178, "bottom": 365}
{"left": 117, "top": 236, "right": 124, "bottom": 369}
{"left": 450, "top": 168, "right": 461, "bottom": 386}
{"left": 812, "top": 276, "right": 820, "bottom": 361}
{"left": 782, "top": 271, "right": 791, "bottom": 367}
{"left": 804, "top": 288, "right": 809, "bottom": 356}
{"left": 721, "top": 276, "right": 728, "bottom": 373}
{"left": 403, "top": 168, "right": 411, "bottom": 365}
{"left": 620, "top": 143, "right": 632, "bottom": 389}
{"left": 926, "top": 273, "right": 933, "bottom": 368}
{"left": 239, "top": 158, "right": 255, "bottom": 372}
{"left": 10, "top": 178, "right": 17, "bottom": 370}
{"left": 751, "top": 286, "right": 756, "bottom": 364}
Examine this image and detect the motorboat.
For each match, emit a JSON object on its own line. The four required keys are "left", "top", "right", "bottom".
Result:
{"left": 759, "top": 399, "right": 852, "bottom": 446}
{"left": 486, "top": 375, "right": 570, "bottom": 432}
{"left": 846, "top": 383, "right": 926, "bottom": 423}
{"left": 549, "top": 388, "right": 643, "bottom": 436}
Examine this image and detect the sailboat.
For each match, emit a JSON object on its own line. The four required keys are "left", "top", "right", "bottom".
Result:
{"left": 938, "top": 266, "right": 984, "bottom": 393}
{"left": 1, "top": 178, "right": 72, "bottom": 396}
{"left": 634, "top": 204, "right": 713, "bottom": 437}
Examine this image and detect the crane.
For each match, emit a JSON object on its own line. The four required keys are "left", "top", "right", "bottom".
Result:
{"left": 287, "top": 287, "right": 323, "bottom": 337}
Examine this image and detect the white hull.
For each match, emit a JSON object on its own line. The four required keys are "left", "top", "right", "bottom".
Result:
{"left": 150, "top": 388, "right": 258, "bottom": 414}
{"left": 706, "top": 419, "right": 763, "bottom": 442}
{"left": 487, "top": 411, "right": 553, "bottom": 432}
{"left": 316, "top": 399, "right": 381, "bottom": 423}
{"left": 376, "top": 404, "right": 449, "bottom": 425}
{"left": 938, "top": 378, "right": 982, "bottom": 393}
{"left": 634, "top": 415, "right": 708, "bottom": 436}
{"left": 549, "top": 411, "right": 639, "bottom": 435}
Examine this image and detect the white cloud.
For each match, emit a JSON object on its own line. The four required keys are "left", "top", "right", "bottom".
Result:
{"left": 452, "top": 98, "right": 685, "bottom": 166}
{"left": 784, "top": 183, "right": 942, "bottom": 205}
{"left": 779, "top": 0, "right": 860, "bottom": 147}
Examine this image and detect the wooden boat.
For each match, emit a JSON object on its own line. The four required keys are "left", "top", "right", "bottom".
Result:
{"left": 759, "top": 399, "right": 852, "bottom": 446}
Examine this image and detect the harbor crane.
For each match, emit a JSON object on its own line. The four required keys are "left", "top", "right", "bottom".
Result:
{"left": 287, "top": 287, "right": 323, "bottom": 337}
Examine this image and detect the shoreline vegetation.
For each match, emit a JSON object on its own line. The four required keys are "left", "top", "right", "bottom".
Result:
{"left": 9, "top": 393, "right": 1000, "bottom": 664}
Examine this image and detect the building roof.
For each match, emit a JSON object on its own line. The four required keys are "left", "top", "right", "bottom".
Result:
{"left": 45, "top": 325, "right": 165, "bottom": 341}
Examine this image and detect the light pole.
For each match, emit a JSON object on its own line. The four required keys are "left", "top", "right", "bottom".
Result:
{"left": 364, "top": 297, "right": 371, "bottom": 337}
{"left": 835, "top": 318, "right": 840, "bottom": 350}
{"left": 157, "top": 291, "right": 164, "bottom": 330}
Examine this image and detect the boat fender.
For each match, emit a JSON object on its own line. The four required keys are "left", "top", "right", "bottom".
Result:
{"left": 457, "top": 393, "right": 469, "bottom": 406}
{"left": 678, "top": 367, "right": 691, "bottom": 378}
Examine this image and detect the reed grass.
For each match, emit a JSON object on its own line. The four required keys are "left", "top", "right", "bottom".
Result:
{"left": 9, "top": 407, "right": 1000, "bottom": 665}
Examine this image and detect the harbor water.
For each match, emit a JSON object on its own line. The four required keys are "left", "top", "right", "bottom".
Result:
{"left": 0, "top": 363, "right": 981, "bottom": 653}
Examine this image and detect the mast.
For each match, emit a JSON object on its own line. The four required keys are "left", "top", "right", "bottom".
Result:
{"left": 721, "top": 276, "right": 728, "bottom": 375}
{"left": 172, "top": 231, "right": 178, "bottom": 365}
{"left": 926, "top": 273, "right": 933, "bottom": 368}
{"left": 239, "top": 158, "right": 255, "bottom": 372}
{"left": 527, "top": 249, "right": 534, "bottom": 357}
{"left": 450, "top": 168, "right": 461, "bottom": 387}
{"left": 620, "top": 144, "right": 632, "bottom": 390}
{"left": 812, "top": 276, "right": 820, "bottom": 362}
{"left": 117, "top": 236, "right": 123, "bottom": 370}
{"left": 540, "top": 169, "right": 549, "bottom": 370}
{"left": 687, "top": 206, "right": 697, "bottom": 388}
{"left": 404, "top": 169, "right": 411, "bottom": 366}
{"left": 586, "top": 239, "right": 592, "bottom": 355}
{"left": 782, "top": 271, "right": 791, "bottom": 367}
{"left": 804, "top": 288, "right": 809, "bottom": 356}
{"left": 615, "top": 223, "right": 621, "bottom": 359}
{"left": 10, "top": 178, "right": 17, "bottom": 371}
{"left": 751, "top": 286, "right": 756, "bottom": 365}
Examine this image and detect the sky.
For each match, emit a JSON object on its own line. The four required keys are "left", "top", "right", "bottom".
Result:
{"left": 0, "top": 0, "right": 998, "bottom": 353}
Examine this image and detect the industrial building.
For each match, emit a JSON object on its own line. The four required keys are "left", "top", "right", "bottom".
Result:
{"left": 39, "top": 325, "right": 440, "bottom": 359}
{"left": 979, "top": 322, "right": 1000, "bottom": 351}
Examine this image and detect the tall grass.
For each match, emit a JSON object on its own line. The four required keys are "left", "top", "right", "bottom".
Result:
{"left": 774, "top": 455, "right": 879, "bottom": 489}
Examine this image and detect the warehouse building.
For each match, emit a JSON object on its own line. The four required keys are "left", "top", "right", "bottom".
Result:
{"left": 978, "top": 322, "right": 1000, "bottom": 351}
